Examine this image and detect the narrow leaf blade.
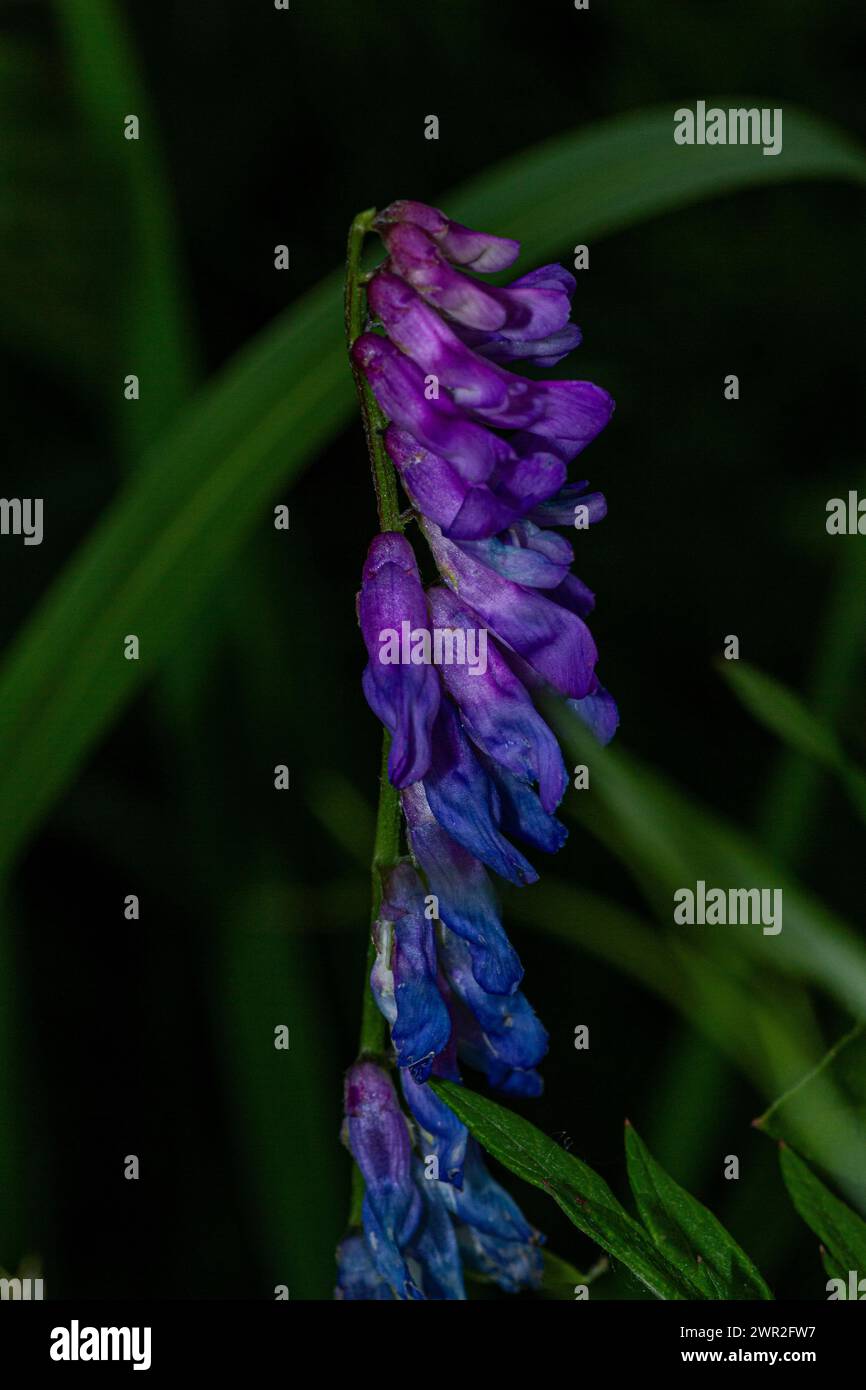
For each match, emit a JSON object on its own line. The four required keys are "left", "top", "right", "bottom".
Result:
{"left": 431, "top": 1080, "right": 695, "bottom": 1300}
{"left": 625, "top": 1122, "right": 772, "bottom": 1300}
{"left": 779, "top": 1145, "right": 866, "bottom": 1277}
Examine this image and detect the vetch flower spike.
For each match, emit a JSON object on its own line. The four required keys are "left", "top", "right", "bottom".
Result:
{"left": 339, "top": 199, "right": 617, "bottom": 1299}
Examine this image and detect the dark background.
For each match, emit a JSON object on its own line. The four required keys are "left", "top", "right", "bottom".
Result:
{"left": 0, "top": 0, "right": 863, "bottom": 1299}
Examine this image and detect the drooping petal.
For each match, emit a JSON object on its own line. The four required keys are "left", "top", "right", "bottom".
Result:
{"left": 385, "top": 427, "right": 519, "bottom": 539}
{"left": 422, "top": 698, "right": 539, "bottom": 887}
{"left": 343, "top": 1061, "right": 423, "bottom": 1299}
{"left": 352, "top": 332, "right": 509, "bottom": 481}
{"left": 400, "top": 1044, "right": 468, "bottom": 1189}
{"left": 426, "top": 586, "right": 567, "bottom": 814}
{"left": 510, "top": 380, "right": 614, "bottom": 459}
{"left": 369, "top": 273, "right": 608, "bottom": 452}
{"left": 549, "top": 572, "right": 596, "bottom": 619}
{"left": 409, "top": 1162, "right": 467, "bottom": 1299}
{"left": 431, "top": 1140, "right": 541, "bottom": 1247}
{"left": 459, "top": 321, "right": 583, "bottom": 368}
{"left": 375, "top": 200, "right": 520, "bottom": 273}
{"left": 528, "top": 480, "right": 607, "bottom": 528}
{"left": 369, "top": 271, "right": 513, "bottom": 414}
{"left": 372, "top": 288, "right": 612, "bottom": 452}
{"left": 483, "top": 757, "right": 568, "bottom": 855}
{"left": 424, "top": 521, "right": 598, "bottom": 699}
{"left": 457, "top": 1225, "right": 544, "bottom": 1294}
{"left": 383, "top": 225, "right": 574, "bottom": 340}
{"left": 358, "top": 531, "right": 440, "bottom": 787}
{"left": 568, "top": 681, "right": 620, "bottom": 745}
{"left": 378, "top": 863, "right": 452, "bottom": 1082}
{"left": 401, "top": 781, "right": 523, "bottom": 995}
{"left": 455, "top": 522, "right": 574, "bottom": 590}
{"left": 361, "top": 1194, "right": 425, "bottom": 1301}
{"left": 386, "top": 426, "right": 566, "bottom": 543}
{"left": 381, "top": 223, "right": 509, "bottom": 331}
{"left": 440, "top": 928, "right": 549, "bottom": 1074}
{"left": 457, "top": 1019, "right": 546, "bottom": 1096}
{"left": 499, "top": 647, "right": 620, "bottom": 746}
{"left": 473, "top": 445, "right": 568, "bottom": 527}
{"left": 483, "top": 261, "right": 578, "bottom": 341}
{"left": 334, "top": 1234, "right": 394, "bottom": 1300}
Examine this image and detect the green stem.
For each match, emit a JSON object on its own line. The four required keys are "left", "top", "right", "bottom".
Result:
{"left": 345, "top": 209, "right": 406, "bottom": 1222}
{"left": 358, "top": 737, "right": 402, "bottom": 1059}
{"left": 345, "top": 209, "right": 402, "bottom": 531}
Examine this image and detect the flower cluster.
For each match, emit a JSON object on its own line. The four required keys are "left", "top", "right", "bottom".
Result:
{"left": 337, "top": 1061, "right": 543, "bottom": 1300}
{"left": 338, "top": 200, "right": 616, "bottom": 1299}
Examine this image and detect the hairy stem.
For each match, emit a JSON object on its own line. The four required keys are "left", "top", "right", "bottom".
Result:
{"left": 345, "top": 209, "right": 402, "bottom": 531}
{"left": 345, "top": 208, "right": 405, "bottom": 1221}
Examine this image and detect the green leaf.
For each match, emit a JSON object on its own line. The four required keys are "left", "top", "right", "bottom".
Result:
{"left": 0, "top": 102, "right": 864, "bottom": 878}
{"left": 779, "top": 1145, "right": 866, "bottom": 1283}
{"left": 720, "top": 660, "right": 866, "bottom": 827}
{"left": 54, "top": 0, "right": 199, "bottom": 448}
{"left": 625, "top": 1122, "right": 772, "bottom": 1300}
{"left": 758, "top": 472, "right": 866, "bottom": 863}
{"left": 448, "top": 103, "right": 866, "bottom": 253}
{"left": 756, "top": 1026, "right": 866, "bottom": 1214}
{"left": 0, "top": 270, "right": 347, "bottom": 883}
{"left": 554, "top": 713, "right": 866, "bottom": 1207}
{"left": 430, "top": 1080, "right": 696, "bottom": 1299}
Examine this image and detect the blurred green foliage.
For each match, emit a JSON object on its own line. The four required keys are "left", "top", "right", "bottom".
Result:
{"left": 0, "top": 0, "right": 863, "bottom": 1298}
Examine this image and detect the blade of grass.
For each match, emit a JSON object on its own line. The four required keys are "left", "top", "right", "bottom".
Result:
{"left": 756, "top": 1026, "right": 866, "bottom": 1213}
{"left": 760, "top": 517, "right": 866, "bottom": 861}
{"left": 431, "top": 1080, "right": 693, "bottom": 1299}
{"left": 217, "top": 875, "right": 343, "bottom": 1298}
{"left": 554, "top": 709, "right": 866, "bottom": 1021}
{"left": 54, "top": 0, "right": 198, "bottom": 448}
{"left": 720, "top": 658, "right": 866, "bottom": 826}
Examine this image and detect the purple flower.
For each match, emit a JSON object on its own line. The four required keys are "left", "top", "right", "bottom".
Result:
{"left": 423, "top": 519, "right": 598, "bottom": 700}
{"left": 426, "top": 585, "right": 567, "bottom": 813}
{"left": 334, "top": 1234, "right": 393, "bottom": 1300}
{"left": 368, "top": 271, "right": 613, "bottom": 459}
{"left": 352, "top": 333, "right": 511, "bottom": 482}
{"left": 423, "top": 698, "right": 539, "bottom": 887}
{"left": 342, "top": 1061, "right": 423, "bottom": 1299}
{"left": 570, "top": 683, "right": 620, "bottom": 745}
{"left": 429, "top": 1140, "right": 544, "bottom": 1293}
{"left": 382, "top": 222, "right": 575, "bottom": 341}
{"left": 400, "top": 1046, "right": 468, "bottom": 1189}
{"left": 343, "top": 199, "right": 617, "bottom": 1300}
{"left": 528, "top": 479, "right": 607, "bottom": 527}
{"left": 371, "top": 862, "right": 451, "bottom": 1082}
{"left": 358, "top": 531, "right": 440, "bottom": 787}
{"left": 401, "top": 781, "right": 523, "bottom": 996}
{"left": 385, "top": 425, "right": 567, "bottom": 542}
{"left": 374, "top": 199, "right": 520, "bottom": 273}
{"left": 338, "top": 1058, "right": 540, "bottom": 1300}
{"left": 439, "top": 927, "right": 549, "bottom": 1077}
